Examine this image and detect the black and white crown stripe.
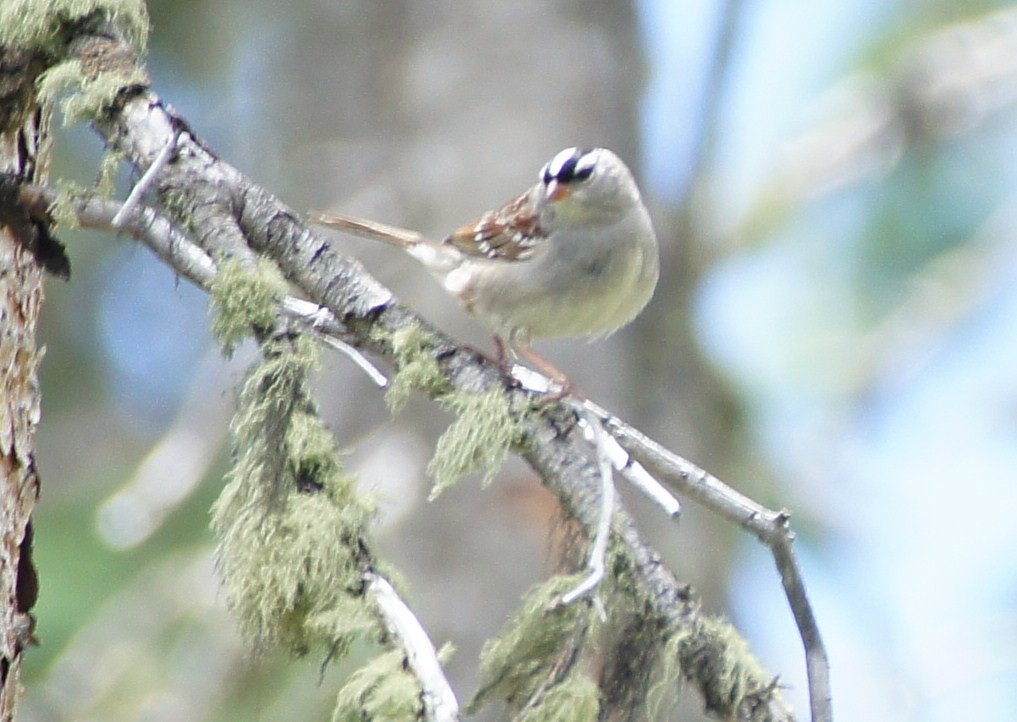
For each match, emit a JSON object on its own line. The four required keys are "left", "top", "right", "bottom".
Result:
{"left": 541, "top": 147, "right": 598, "bottom": 186}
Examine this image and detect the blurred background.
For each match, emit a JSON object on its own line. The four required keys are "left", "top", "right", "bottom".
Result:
{"left": 21, "top": 0, "right": 1017, "bottom": 720}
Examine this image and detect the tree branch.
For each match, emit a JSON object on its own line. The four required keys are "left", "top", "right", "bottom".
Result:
{"left": 595, "top": 407, "right": 831, "bottom": 722}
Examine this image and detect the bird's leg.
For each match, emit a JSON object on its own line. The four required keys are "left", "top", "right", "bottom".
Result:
{"left": 493, "top": 334, "right": 582, "bottom": 399}
{"left": 492, "top": 335, "right": 516, "bottom": 377}
{"left": 516, "top": 345, "right": 583, "bottom": 400}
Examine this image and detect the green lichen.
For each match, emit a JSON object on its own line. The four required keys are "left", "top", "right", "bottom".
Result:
{"left": 209, "top": 257, "right": 288, "bottom": 357}
{"left": 427, "top": 386, "right": 524, "bottom": 499}
{"left": 48, "top": 179, "right": 88, "bottom": 230}
{"left": 158, "top": 186, "right": 196, "bottom": 234}
{"left": 517, "top": 676, "right": 600, "bottom": 722}
{"left": 333, "top": 649, "right": 422, "bottom": 722}
{"left": 96, "top": 147, "right": 125, "bottom": 197}
{"left": 469, "top": 574, "right": 591, "bottom": 715}
{"left": 374, "top": 322, "right": 528, "bottom": 497}
{"left": 4, "top": 0, "right": 152, "bottom": 128}
{"left": 381, "top": 322, "right": 447, "bottom": 413}
{"left": 211, "top": 335, "right": 377, "bottom": 657}
{"left": 655, "top": 614, "right": 784, "bottom": 719}
{"left": 437, "top": 641, "right": 456, "bottom": 665}
{"left": 225, "top": 336, "right": 317, "bottom": 457}
{"left": 38, "top": 58, "right": 149, "bottom": 127}
{"left": 0, "top": 0, "right": 149, "bottom": 52}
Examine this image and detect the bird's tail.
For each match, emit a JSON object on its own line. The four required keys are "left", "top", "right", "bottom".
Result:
{"left": 311, "top": 211, "right": 422, "bottom": 248}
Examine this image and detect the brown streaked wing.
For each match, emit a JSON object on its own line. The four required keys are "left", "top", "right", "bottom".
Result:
{"left": 443, "top": 192, "right": 548, "bottom": 261}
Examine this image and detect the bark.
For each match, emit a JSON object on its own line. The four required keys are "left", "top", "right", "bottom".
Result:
{"left": 0, "top": 58, "right": 52, "bottom": 722}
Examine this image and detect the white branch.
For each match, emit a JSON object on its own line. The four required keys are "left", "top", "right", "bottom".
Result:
{"left": 512, "top": 367, "right": 683, "bottom": 519}
{"left": 279, "top": 297, "right": 388, "bottom": 387}
{"left": 581, "top": 398, "right": 682, "bottom": 518}
{"left": 366, "top": 573, "right": 460, "bottom": 722}
{"left": 559, "top": 412, "right": 615, "bottom": 608}
{"left": 112, "top": 131, "right": 177, "bottom": 228}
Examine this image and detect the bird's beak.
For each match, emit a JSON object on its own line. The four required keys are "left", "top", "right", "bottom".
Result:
{"left": 546, "top": 179, "right": 571, "bottom": 202}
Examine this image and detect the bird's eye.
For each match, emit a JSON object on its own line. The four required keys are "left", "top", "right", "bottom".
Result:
{"left": 572, "top": 160, "right": 595, "bottom": 181}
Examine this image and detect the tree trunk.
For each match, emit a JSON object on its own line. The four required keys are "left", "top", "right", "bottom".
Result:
{"left": 0, "top": 71, "right": 50, "bottom": 722}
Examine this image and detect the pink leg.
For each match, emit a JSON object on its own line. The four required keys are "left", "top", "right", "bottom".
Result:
{"left": 516, "top": 345, "right": 583, "bottom": 400}
{"left": 492, "top": 334, "right": 582, "bottom": 399}
{"left": 492, "top": 335, "right": 514, "bottom": 375}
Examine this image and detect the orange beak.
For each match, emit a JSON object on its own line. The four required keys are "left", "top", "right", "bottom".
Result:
{"left": 546, "top": 179, "right": 572, "bottom": 202}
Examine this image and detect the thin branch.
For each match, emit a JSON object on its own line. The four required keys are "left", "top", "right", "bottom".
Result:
{"left": 279, "top": 297, "right": 388, "bottom": 387}
{"left": 19, "top": 186, "right": 388, "bottom": 389}
{"left": 558, "top": 412, "right": 616, "bottom": 607}
{"left": 366, "top": 573, "right": 460, "bottom": 722}
{"left": 112, "top": 130, "right": 176, "bottom": 228}
{"left": 595, "top": 410, "right": 832, "bottom": 722}
{"left": 514, "top": 367, "right": 683, "bottom": 519}
{"left": 20, "top": 186, "right": 216, "bottom": 286}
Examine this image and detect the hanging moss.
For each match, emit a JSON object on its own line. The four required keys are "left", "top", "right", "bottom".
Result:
{"left": 47, "top": 180, "right": 88, "bottom": 230}
{"left": 426, "top": 386, "right": 525, "bottom": 498}
{"left": 209, "top": 257, "right": 288, "bottom": 357}
{"left": 96, "top": 147, "right": 126, "bottom": 197}
{"left": 37, "top": 58, "right": 149, "bottom": 127}
{"left": 0, "top": 0, "right": 150, "bottom": 53}
{"left": 654, "top": 614, "right": 785, "bottom": 719}
{"left": 332, "top": 649, "right": 423, "bottom": 722}
{"left": 517, "top": 676, "right": 600, "bottom": 722}
{"left": 211, "top": 335, "right": 377, "bottom": 657}
{"left": 380, "top": 322, "right": 447, "bottom": 413}
{"left": 11, "top": 0, "right": 152, "bottom": 130}
{"left": 469, "top": 574, "right": 591, "bottom": 715}
{"left": 376, "top": 321, "right": 526, "bottom": 497}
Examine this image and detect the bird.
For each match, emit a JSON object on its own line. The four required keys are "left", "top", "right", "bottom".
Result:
{"left": 313, "top": 146, "right": 659, "bottom": 395}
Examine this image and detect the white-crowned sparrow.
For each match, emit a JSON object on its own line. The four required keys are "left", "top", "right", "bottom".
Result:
{"left": 314, "top": 146, "right": 659, "bottom": 390}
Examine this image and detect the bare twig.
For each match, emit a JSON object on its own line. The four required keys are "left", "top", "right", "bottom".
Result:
{"left": 21, "top": 186, "right": 216, "bottom": 285}
{"left": 367, "top": 573, "right": 460, "bottom": 722}
{"left": 558, "top": 412, "right": 616, "bottom": 608}
{"left": 111, "top": 131, "right": 177, "bottom": 228}
{"left": 513, "top": 367, "right": 683, "bottom": 519}
{"left": 580, "top": 398, "right": 682, "bottom": 518}
{"left": 596, "top": 412, "right": 832, "bottom": 722}
{"left": 279, "top": 297, "right": 388, "bottom": 387}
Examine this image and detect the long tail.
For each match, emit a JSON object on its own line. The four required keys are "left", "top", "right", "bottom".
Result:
{"left": 311, "top": 211, "right": 423, "bottom": 248}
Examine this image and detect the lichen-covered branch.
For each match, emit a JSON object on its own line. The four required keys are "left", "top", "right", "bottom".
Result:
{"left": 16, "top": 184, "right": 458, "bottom": 722}
{"left": 90, "top": 78, "right": 797, "bottom": 719}
{"left": 594, "top": 407, "right": 830, "bottom": 722}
